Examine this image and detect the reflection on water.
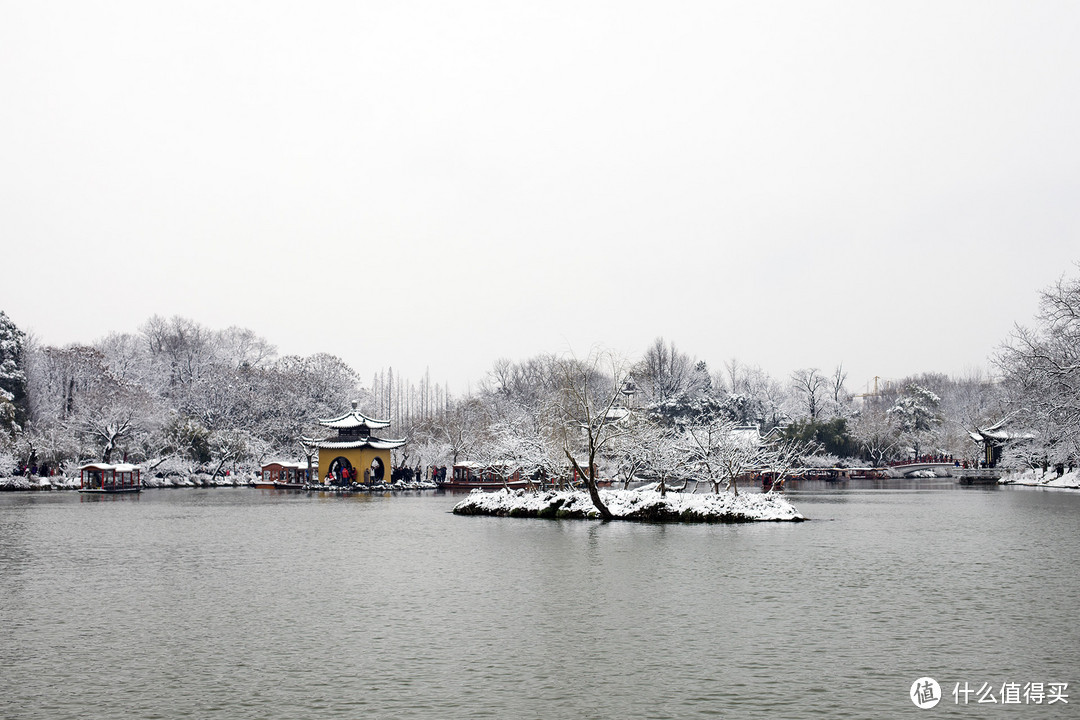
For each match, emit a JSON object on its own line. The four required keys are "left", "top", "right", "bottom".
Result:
{"left": 1, "top": 483, "right": 1077, "bottom": 719}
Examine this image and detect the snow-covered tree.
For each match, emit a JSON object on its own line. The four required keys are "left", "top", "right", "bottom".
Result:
{"left": 140, "top": 315, "right": 218, "bottom": 397}
{"left": 762, "top": 434, "right": 813, "bottom": 492}
{"left": 555, "top": 352, "right": 632, "bottom": 520}
{"left": 850, "top": 407, "right": 897, "bottom": 466}
{"left": 432, "top": 396, "right": 487, "bottom": 465}
{"left": 995, "top": 268, "right": 1080, "bottom": 469}
{"left": 638, "top": 423, "right": 687, "bottom": 496}
{"left": 825, "top": 363, "right": 851, "bottom": 418}
{"left": 17, "top": 314, "right": 371, "bottom": 472}
{"left": 472, "top": 410, "right": 557, "bottom": 487}
{"left": 73, "top": 380, "right": 157, "bottom": 463}
{"left": 887, "top": 384, "right": 943, "bottom": 458}
{"left": 790, "top": 368, "right": 828, "bottom": 421}
{"left": 634, "top": 338, "right": 703, "bottom": 404}
{"left": 0, "top": 311, "right": 28, "bottom": 434}
{"left": 684, "top": 412, "right": 757, "bottom": 495}
{"left": 404, "top": 436, "right": 452, "bottom": 480}
{"left": 207, "top": 428, "right": 269, "bottom": 480}
{"left": 0, "top": 388, "right": 17, "bottom": 443}
{"left": 607, "top": 412, "right": 657, "bottom": 489}
{"left": 94, "top": 332, "right": 154, "bottom": 388}
{"left": 217, "top": 326, "right": 277, "bottom": 371}
{"left": 743, "top": 365, "right": 790, "bottom": 430}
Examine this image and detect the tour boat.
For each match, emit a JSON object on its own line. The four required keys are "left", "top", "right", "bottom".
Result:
{"left": 255, "top": 461, "right": 311, "bottom": 490}
{"left": 78, "top": 463, "right": 142, "bottom": 493}
{"left": 438, "top": 462, "right": 534, "bottom": 491}
{"left": 845, "top": 468, "right": 888, "bottom": 480}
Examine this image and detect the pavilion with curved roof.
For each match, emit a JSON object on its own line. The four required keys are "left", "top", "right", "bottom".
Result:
{"left": 307, "top": 402, "right": 405, "bottom": 485}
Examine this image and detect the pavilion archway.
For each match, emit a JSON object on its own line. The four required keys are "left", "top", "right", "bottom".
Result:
{"left": 327, "top": 457, "right": 355, "bottom": 485}
{"left": 368, "top": 456, "right": 386, "bottom": 483}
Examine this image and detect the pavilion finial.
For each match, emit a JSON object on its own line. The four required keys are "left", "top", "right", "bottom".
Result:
{"left": 351, "top": 400, "right": 358, "bottom": 410}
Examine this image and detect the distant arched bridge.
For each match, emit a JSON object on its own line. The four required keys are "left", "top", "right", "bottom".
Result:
{"left": 886, "top": 461, "right": 957, "bottom": 477}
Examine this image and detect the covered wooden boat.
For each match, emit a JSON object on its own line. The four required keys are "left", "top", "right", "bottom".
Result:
{"left": 255, "top": 462, "right": 311, "bottom": 490}
{"left": 78, "top": 463, "right": 141, "bottom": 493}
{"left": 438, "top": 462, "right": 533, "bottom": 491}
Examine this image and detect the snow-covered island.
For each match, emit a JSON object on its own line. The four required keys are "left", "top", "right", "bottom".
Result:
{"left": 453, "top": 487, "right": 805, "bottom": 523}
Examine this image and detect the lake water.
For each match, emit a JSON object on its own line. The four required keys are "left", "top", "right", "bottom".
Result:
{"left": 1, "top": 481, "right": 1077, "bottom": 719}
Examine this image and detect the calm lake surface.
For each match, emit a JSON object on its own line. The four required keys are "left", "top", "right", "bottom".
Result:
{"left": 1, "top": 481, "right": 1077, "bottom": 719}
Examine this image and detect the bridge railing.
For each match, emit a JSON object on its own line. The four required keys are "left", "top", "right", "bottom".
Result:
{"left": 887, "top": 456, "right": 959, "bottom": 467}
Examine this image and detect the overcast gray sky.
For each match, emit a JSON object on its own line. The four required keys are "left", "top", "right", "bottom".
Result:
{"left": 3, "top": 1, "right": 1077, "bottom": 395}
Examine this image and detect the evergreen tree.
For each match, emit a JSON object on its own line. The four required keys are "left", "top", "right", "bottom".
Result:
{"left": 887, "top": 384, "right": 943, "bottom": 458}
{"left": 0, "top": 311, "right": 28, "bottom": 435}
{"left": 782, "top": 417, "right": 859, "bottom": 459}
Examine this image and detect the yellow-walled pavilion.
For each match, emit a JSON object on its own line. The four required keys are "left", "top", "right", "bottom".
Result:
{"left": 311, "top": 403, "right": 405, "bottom": 485}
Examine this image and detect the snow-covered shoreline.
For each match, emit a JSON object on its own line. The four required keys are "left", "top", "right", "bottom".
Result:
{"left": 0, "top": 475, "right": 440, "bottom": 492}
{"left": 0, "top": 475, "right": 80, "bottom": 491}
{"left": 998, "top": 469, "right": 1080, "bottom": 490}
{"left": 452, "top": 488, "right": 806, "bottom": 523}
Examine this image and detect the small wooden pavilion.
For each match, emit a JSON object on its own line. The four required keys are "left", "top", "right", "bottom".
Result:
{"left": 969, "top": 416, "right": 1036, "bottom": 468}
{"left": 309, "top": 403, "right": 405, "bottom": 485}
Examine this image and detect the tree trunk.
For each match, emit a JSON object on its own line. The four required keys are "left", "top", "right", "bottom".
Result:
{"left": 566, "top": 451, "right": 612, "bottom": 521}
{"left": 584, "top": 477, "right": 613, "bottom": 521}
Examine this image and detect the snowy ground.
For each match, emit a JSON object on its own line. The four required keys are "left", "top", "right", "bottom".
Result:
{"left": 453, "top": 487, "right": 805, "bottom": 523}
{"left": 144, "top": 474, "right": 249, "bottom": 489}
{"left": 0, "top": 475, "right": 80, "bottom": 491}
{"left": 999, "top": 468, "right": 1080, "bottom": 489}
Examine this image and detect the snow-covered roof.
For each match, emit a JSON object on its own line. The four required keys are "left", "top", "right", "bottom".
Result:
{"left": 318, "top": 409, "right": 391, "bottom": 430}
{"left": 78, "top": 463, "right": 140, "bottom": 471}
{"left": 729, "top": 425, "right": 762, "bottom": 448}
{"left": 605, "top": 407, "right": 631, "bottom": 422}
{"left": 315, "top": 437, "right": 405, "bottom": 450}
{"left": 972, "top": 414, "right": 1036, "bottom": 442}
{"left": 974, "top": 427, "right": 1037, "bottom": 441}
{"left": 262, "top": 461, "right": 306, "bottom": 469}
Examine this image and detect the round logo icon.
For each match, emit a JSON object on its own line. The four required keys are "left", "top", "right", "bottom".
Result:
{"left": 910, "top": 677, "right": 942, "bottom": 709}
